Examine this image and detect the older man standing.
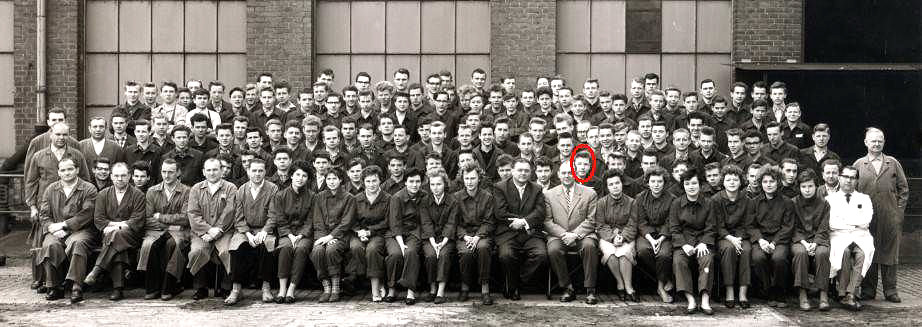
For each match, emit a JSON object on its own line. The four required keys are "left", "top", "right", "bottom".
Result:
{"left": 855, "top": 128, "right": 909, "bottom": 303}
{"left": 544, "top": 160, "right": 600, "bottom": 304}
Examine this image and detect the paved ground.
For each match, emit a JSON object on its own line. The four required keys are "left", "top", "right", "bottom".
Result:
{"left": 2, "top": 229, "right": 921, "bottom": 326}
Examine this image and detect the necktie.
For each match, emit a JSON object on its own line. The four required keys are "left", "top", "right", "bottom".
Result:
{"left": 845, "top": 193, "right": 851, "bottom": 203}
{"left": 564, "top": 187, "right": 572, "bottom": 211}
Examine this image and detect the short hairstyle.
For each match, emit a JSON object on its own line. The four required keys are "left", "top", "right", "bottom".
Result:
{"left": 171, "top": 124, "right": 192, "bottom": 137}
{"left": 680, "top": 168, "right": 700, "bottom": 183}
{"left": 644, "top": 166, "right": 669, "bottom": 184}
{"left": 362, "top": 165, "right": 384, "bottom": 181}
{"left": 797, "top": 169, "right": 817, "bottom": 184}
{"left": 813, "top": 123, "right": 830, "bottom": 134}
{"left": 720, "top": 164, "right": 744, "bottom": 179}
{"left": 404, "top": 168, "right": 425, "bottom": 181}
{"left": 821, "top": 159, "right": 841, "bottom": 170}
{"left": 497, "top": 154, "right": 516, "bottom": 168}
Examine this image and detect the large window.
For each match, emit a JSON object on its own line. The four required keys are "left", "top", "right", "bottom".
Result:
{"left": 84, "top": 0, "right": 247, "bottom": 121}
{"left": 0, "top": 0, "right": 14, "bottom": 156}
{"left": 315, "top": 0, "right": 491, "bottom": 86}
{"left": 556, "top": 0, "right": 731, "bottom": 95}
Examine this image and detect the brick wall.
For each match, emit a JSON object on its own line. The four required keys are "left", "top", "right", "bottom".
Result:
{"left": 246, "top": 0, "right": 312, "bottom": 92}
{"left": 733, "top": 0, "right": 804, "bottom": 63}
{"left": 13, "top": 0, "right": 82, "bottom": 148}
{"left": 490, "top": 0, "right": 556, "bottom": 88}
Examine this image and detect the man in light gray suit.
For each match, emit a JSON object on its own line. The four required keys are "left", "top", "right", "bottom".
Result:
{"left": 544, "top": 154, "right": 600, "bottom": 304}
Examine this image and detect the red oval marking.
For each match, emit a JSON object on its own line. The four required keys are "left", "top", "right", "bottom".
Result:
{"left": 569, "top": 144, "right": 597, "bottom": 184}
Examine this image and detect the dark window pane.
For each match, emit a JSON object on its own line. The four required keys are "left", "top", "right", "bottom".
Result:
{"left": 626, "top": 0, "right": 662, "bottom": 53}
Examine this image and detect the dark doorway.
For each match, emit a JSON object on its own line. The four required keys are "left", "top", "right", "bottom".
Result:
{"left": 735, "top": 69, "right": 922, "bottom": 177}
{"left": 805, "top": 0, "right": 922, "bottom": 63}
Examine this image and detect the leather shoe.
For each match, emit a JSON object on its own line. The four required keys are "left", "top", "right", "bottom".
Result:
{"left": 83, "top": 267, "right": 104, "bottom": 286}
{"left": 383, "top": 295, "right": 397, "bottom": 303}
{"left": 328, "top": 293, "right": 340, "bottom": 303}
{"left": 192, "top": 288, "right": 209, "bottom": 300}
{"left": 434, "top": 296, "right": 446, "bottom": 304}
{"left": 842, "top": 294, "right": 860, "bottom": 311}
{"left": 160, "top": 292, "right": 174, "bottom": 301}
{"left": 625, "top": 292, "right": 639, "bottom": 303}
{"left": 457, "top": 291, "right": 469, "bottom": 302}
{"left": 617, "top": 290, "right": 627, "bottom": 301}
{"left": 145, "top": 292, "right": 161, "bottom": 300}
{"left": 481, "top": 293, "right": 494, "bottom": 305}
{"left": 686, "top": 306, "right": 697, "bottom": 315}
{"left": 818, "top": 299, "right": 830, "bottom": 311}
{"left": 886, "top": 294, "right": 902, "bottom": 303}
{"left": 109, "top": 289, "right": 124, "bottom": 301}
{"left": 739, "top": 300, "right": 750, "bottom": 309}
{"left": 724, "top": 300, "right": 736, "bottom": 308}
{"left": 585, "top": 293, "right": 598, "bottom": 305}
{"left": 559, "top": 288, "right": 576, "bottom": 302}
{"left": 70, "top": 289, "right": 84, "bottom": 303}
{"left": 36, "top": 286, "right": 48, "bottom": 294}
{"left": 45, "top": 288, "right": 64, "bottom": 301}
{"left": 317, "top": 293, "right": 331, "bottom": 303}
{"left": 701, "top": 306, "right": 714, "bottom": 315}
{"left": 404, "top": 297, "right": 416, "bottom": 305}
{"left": 30, "top": 281, "right": 42, "bottom": 290}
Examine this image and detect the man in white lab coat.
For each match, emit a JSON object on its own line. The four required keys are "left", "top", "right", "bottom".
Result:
{"left": 826, "top": 165, "right": 875, "bottom": 311}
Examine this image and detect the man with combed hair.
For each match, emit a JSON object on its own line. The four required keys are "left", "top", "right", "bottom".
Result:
{"left": 827, "top": 165, "right": 875, "bottom": 311}
{"left": 25, "top": 122, "right": 90, "bottom": 292}
{"left": 855, "top": 128, "right": 909, "bottom": 303}
{"left": 83, "top": 162, "right": 146, "bottom": 301}
{"left": 36, "top": 158, "right": 98, "bottom": 303}
{"left": 544, "top": 161, "right": 600, "bottom": 304}
{"left": 137, "top": 159, "right": 190, "bottom": 301}
{"left": 493, "top": 158, "right": 547, "bottom": 301}
{"left": 186, "top": 158, "right": 238, "bottom": 300}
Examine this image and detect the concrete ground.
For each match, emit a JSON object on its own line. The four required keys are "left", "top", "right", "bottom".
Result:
{"left": 1, "top": 229, "right": 921, "bottom": 327}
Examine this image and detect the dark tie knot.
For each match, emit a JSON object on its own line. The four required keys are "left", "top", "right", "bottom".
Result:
{"left": 845, "top": 193, "right": 852, "bottom": 203}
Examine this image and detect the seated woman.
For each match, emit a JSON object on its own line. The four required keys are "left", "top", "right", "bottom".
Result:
{"left": 348, "top": 165, "right": 391, "bottom": 302}
{"left": 310, "top": 167, "right": 356, "bottom": 303}
{"left": 271, "top": 160, "right": 315, "bottom": 303}
{"left": 791, "top": 169, "right": 831, "bottom": 311}
{"left": 594, "top": 169, "right": 639, "bottom": 302}
{"left": 634, "top": 166, "right": 677, "bottom": 303}
{"left": 385, "top": 168, "right": 426, "bottom": 305}
{"left": 669, "top": 169, "right": 716, "bottom": 315}
{"left": 749, "top": 165, "right": 794, "bottom": 308}
{"left": 419, "top": 168, "right": 457, "bottom": 304}
{"left": 712, "top": 164, "right": 753, "bottom": 309}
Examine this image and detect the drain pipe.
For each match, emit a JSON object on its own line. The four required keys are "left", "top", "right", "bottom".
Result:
{"left": 35, "top": 0, "right": 46, "bottom": 125}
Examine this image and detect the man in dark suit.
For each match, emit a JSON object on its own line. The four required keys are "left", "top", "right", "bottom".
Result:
{"left": 493, "top": 158, "right": 547, "bottom": 300}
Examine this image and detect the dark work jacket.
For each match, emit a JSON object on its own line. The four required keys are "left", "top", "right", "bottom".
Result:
{"left": 711, "top": 191, "right": 752, "bottom": 239}
{"left": 419, "top": 193, "right": 456, "bottom": 240}
{"left": 387, "top": 188, "right": 426, "bottom": 238}
{"left": 492, "top": 179, "right": 546, "bottom": 242}
{"left": 633, "top": 189, "right": 676, "bottom": 239}
{"left": 312, "top": 188, "right": 356, "bottom": 239}
{"left": 668, "top": 195, "right": 717, "bottom": 247}
{"left": 748, "top": 193, "right": 794, "bottom": 244}
{"left": 792, "top": 195, "right": 830, "bottom": 246}
{"left": 269, "top": 186, "right": 314, "bottom": 238}
{"left": 594, "top": 194, "right": 637, "bottom": 243}
{"left": 352, "top": 191, "right": 391, "bottom": 237}
{"left": 452, "top": 188, "right": 495, "bottom": 239}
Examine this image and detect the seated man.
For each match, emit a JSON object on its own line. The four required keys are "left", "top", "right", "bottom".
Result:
{"left": 544, "top": 161, "right": 600, "bottom": 304}
{"left": 38, "top": 158, "right": 98, "bottom": 303}
{"left": 83, "top": 162, "right": 146, "bottom": 301}
{"left": 137, "top": 158, "right": 190, "bottom": 300}
{"left": 186, "top": 158, "right": 238, "bottom": 300}
{"left": 827, "top": 165, "right": 875, "bottom": 311}
{"left": 225, "top": 158, "right": 279, "bottom": 305}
